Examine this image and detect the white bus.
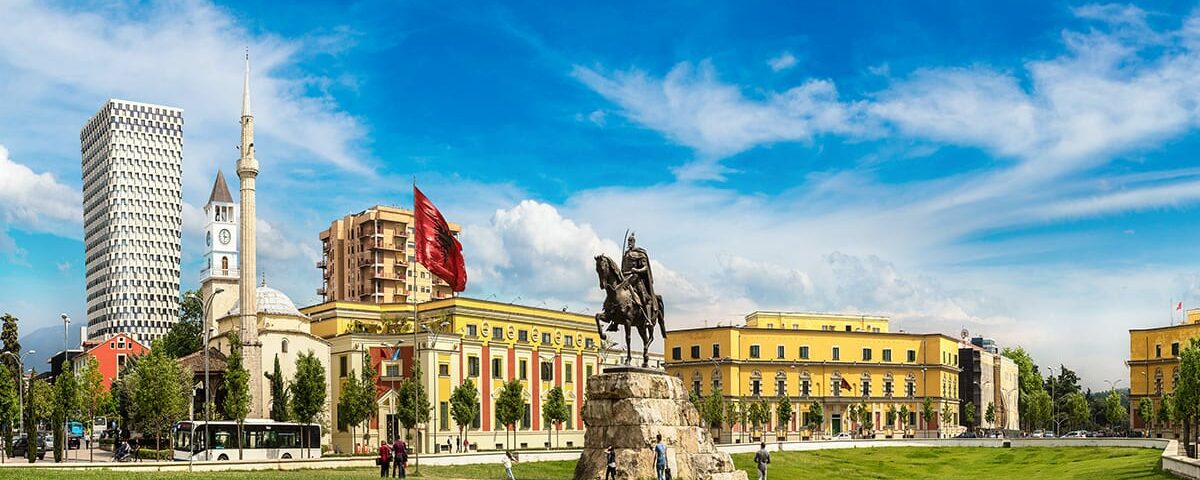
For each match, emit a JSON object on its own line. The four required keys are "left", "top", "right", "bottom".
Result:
{"left": 172, "top": 420, "right": 321, "bottom": 461}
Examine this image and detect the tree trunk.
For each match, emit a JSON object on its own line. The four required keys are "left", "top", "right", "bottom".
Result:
{"left": 238, "top": 422, "right": 244, "bottom": 460}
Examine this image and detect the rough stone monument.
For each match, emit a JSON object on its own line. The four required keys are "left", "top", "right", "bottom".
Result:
{"left": 579, "top": 233, "right": 747, "bottom": 480}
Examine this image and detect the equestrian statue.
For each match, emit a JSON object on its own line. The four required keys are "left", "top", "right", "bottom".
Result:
{"left": 594, "top": 232, "right": 666, "bottom": 368}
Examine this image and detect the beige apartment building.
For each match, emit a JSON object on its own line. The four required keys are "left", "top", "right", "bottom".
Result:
{"left": 318, "top": 205, "right": 462, "bottom": 304}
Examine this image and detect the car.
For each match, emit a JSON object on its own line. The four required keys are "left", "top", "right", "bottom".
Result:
{"left": 12, "top": 436, "right": 48, "bottom": 460}
{"left": 955, "top": 431, "right": 977, "bottom": 438}
{"left": 833, "top": 432, "right": 853, "bottom": 440}
{"left": 1063, "top": 430, "right": 1087, "bottom": 438}
{"left": 1043, "top": 432, "right": 1055, "bottom": 438}
{"left": 1031, "top": 430, "right": 1044, "bottom": 438}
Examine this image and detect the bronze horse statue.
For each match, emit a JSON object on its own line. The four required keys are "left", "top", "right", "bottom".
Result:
{"left": 594, "top": 254, "right": 665, "bottom": 367}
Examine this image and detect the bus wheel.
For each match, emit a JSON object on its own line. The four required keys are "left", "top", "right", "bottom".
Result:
{"left": 282, "top": 453, "right": 292, "bottom": 459}
{"left": 218, "top": 454, "right": 228, "bottom": 461}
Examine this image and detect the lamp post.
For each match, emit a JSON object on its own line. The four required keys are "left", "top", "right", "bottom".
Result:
{"left": 186, "top": 288, "right": 223, "bottom": 462}
{"left": 60, "top": 313, "right": 69, "bottom": 453}
{"left": 422, "top": 320, "right": 448, "bottom": 453}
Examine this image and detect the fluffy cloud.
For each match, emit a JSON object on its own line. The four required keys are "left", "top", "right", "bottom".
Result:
{"left": 768, "top": 51, "right": 797, "bottom": 71}
{"left": 0, "top": 145, "right": 81, "bottom": 238}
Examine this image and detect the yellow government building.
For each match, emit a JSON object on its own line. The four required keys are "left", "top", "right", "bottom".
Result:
{"left": 1127, "top": 309, "right": 1200, "bottom": 438}
{"left": 301, "top": 297, "right": 660, "bottom": 453}
{"left": 664, "top": 311, "right": 963, "bottom": 441}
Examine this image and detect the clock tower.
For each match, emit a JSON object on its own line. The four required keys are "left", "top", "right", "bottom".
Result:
{"left": 200, "top": 170, "right": 239, "bottom": 330}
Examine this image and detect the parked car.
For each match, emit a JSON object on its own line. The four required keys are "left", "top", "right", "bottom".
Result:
{"left": 1063, "top": 430, "right": 1087, "bottom": 438}
{"left": 955, "top": 431, "right": 978, "bottom": 438}
{"left": 833, "top": 432, "right": 853, "bottom": 440}
{"left": 12, "top": 436, "right": 48, "bottom": 460}
{"left": 1043, "top": 431, "right": 1055, "bottom": 438}
{"left": 1031, "top": 430, "right": 1044, "bottom": 438}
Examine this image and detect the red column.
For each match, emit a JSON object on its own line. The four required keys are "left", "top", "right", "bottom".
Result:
{"left": 507, "top": 346, "right": 516, "bottom": 380}
{"left": 532, "top": 348, "right": 540, "bottom": 431}
{"left": 482, "top": 345, "right": 491, "bottom": 430}
{"left": 575, "top": 358, "right": 584, "bottom": 430}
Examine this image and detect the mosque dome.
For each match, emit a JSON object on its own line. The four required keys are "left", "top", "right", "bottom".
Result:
{"left": 226, "top": 285, "right": 304, "bottom": 317}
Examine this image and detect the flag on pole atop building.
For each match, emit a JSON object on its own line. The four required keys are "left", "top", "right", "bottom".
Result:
{"left": 413, "top": 185, "right": 468, "bottom": 292}
{"left": 1178, "top": 302, "right": 1183, "bottom": 311}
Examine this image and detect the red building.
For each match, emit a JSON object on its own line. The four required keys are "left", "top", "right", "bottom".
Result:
{"left": 71, "top": 333, "right": 148, "bottom": 390}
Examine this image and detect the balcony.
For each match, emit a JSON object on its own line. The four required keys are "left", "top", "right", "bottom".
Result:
{"left": 316, "top": 287, "right": 326, "bottom": 296}
{"left": 316, "top": 259, "right": 326, "bottom": 269}
{"left": 365, "top": 239, "right": 403, "bottom": 251}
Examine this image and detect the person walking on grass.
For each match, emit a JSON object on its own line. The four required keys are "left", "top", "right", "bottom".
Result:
{"left": 754, "top": 441, "right": 771, "bottom": 480}
{"left": 377, "top": 441, "right": 391, "bottom": 478}
{"left": 502, "top": 450, "right": 518, "bottom": 480}
{"left": 392, "top": 437, "right": 408, "bottom": 478}
{"left": 653, "top": 434, "right": 667, "bottom": 480}
{"left": 604, "top": 445, "right": 618, "bottom": 480}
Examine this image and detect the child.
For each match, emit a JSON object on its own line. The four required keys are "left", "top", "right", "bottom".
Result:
{"left": 503, "top": 450, "right": 518, "bottom": 480}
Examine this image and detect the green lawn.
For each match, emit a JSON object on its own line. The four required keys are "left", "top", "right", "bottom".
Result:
{"left": 0, "top": 447, "right": 1172, "bottom": 479}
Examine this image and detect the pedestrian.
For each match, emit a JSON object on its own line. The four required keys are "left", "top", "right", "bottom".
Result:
{"left": 502, "top": 450, "right": 518, "bottom": 480}
{"left": 392, "top": 437, "right": 407, "bottom": 478}
{"left": 446, "top": 436, "right": 452, "bottom": 453}
{"left": 463, "top": 436, "right": 470, "bottom": 453}
{"left": 754, "top": 441, "right": 770, "bottom": 480}
{"left": 604, "top": 445, "right": 617, "bottom": 480}
{"left": 377, "top": 441, "right": 392, "bottom": 478}
{"left": 653, "top": 434, "right": 667, "bottom": 480}
{"left": 454, "top": 435, "right": 460, "bottom": 452}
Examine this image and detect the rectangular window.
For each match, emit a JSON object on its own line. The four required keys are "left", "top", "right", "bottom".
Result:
{"left": 907, "top": 350, "right": 916, "bottom": 362}
{"left": 1157, "top": 345, "right": 1162, "bottom": 358}
{"left": 1173, "top": 342, "right": 1180, "bottom": 356}
{"left": 671, "top": 347, "right": 682, "bottom": 361}
{"left": 565, "top": 363, "right": 574, "bottom": 383}
{"left": 492, "top": 358, "right": 503, "bottom": 379}
{"left": 712, "top": 344, "right": 721, "bottom": 358}
{"left": 884, "top": 381, "right": 893, "bottom": 396}
{"left": 542, "top": 332, "right": 552, "bottom": 344}
{"left": 832, "top": 347, "right": 840, "bottom": 361}
{"left": 749, "top": 345, "right": 761, "bottom": 359}
{"left": 799, "top": 346, "right": 810, "bottom": 359}
{"left": 521, "top": 404, "right": 531, "bottom": 430}
{"left": 566, "top": 404, "right": 573, "bottom": 429}
{"left": 776, "top": 345, "right": 785, "bottom": 359}
{"left": 493, "top": 327, "right": 504, "bottom": 340}
{"left": 751, "top": 380, "right": 761, "bottom": 396}
{"left": 862, "top": 380, "right": 871, "bottom": 397}
{"left": 518, "top": 330, "right": 528, "bottom": 342}
{"left": 438, "top": 363, "right": 450, "bottom": 377}
{"left": 339, "top": 355, "right": 348, "bottom": 378}
{"left": 906, "top": 381, "right": 916, "bottom": 397}
{"left": 541, "top": 362, "right": 553, "bottom": 381}
{"left": 386, "top": 364, "right": 400, "bottom": 377}
{"left": 466, "top": 325, "right": 478, "bottom": 337}
{"left": 440, "top": 402, "right": 449, "bottom": 431}
{"left": 586, "top": 364, "right": 593, "bottom": 378}
{"left": 585, "top": 338, "right": 595, "bottom": 349}
{"left": 690, "top": 345, "right": 701, "bottom": 359}
{"left": 566, "top": 336, "right": 575, "bottom": 347}
{"left": 862, "top": 348, "right": 872, "bottom": 361}
{"left": 883, "top": 349, "right": 892, "bottom": 362}
{"left": 801, "top": 380, "right": 811, "bottom": 396}
{"left": 519, "top": 360, "right": 528, "bottom": 380}
{"left": 468, "top": 356, "right": 480, "bottom": 377}
{"left": 693, "top": 380, "right": 702, "bottom": 396}
{"left": 776, "top": 379, "right": 786, "bottom": 396}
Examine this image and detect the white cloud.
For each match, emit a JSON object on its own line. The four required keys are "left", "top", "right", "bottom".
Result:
{"left": 768, "top": 51, "right": 797, "bottom": 71}
{"left": 56, "top": 261, "right": 71, "bottom": 273}
{"left": 0, "top": 145, "right": 81, "bottom": 238}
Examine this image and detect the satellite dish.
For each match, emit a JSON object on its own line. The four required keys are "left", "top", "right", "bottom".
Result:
{"left": 960, "top": 328, "right": 969, "bottom": 340}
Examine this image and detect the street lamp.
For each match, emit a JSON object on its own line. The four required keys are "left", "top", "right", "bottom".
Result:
{"left": 186, "top": 288, "right": 223, "bottom": 461}
{"left": 421, "top": 320, "right": 448, "bottom": 453}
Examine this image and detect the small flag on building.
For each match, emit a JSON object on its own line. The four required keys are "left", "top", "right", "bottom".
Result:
{"left": 1178, "top": 302, "right": 1184, "bottom": 311}
{"left": 413, "top": 185, "right": 468, "bottom": 292}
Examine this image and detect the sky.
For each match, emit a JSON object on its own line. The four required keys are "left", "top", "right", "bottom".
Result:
{"left": 4, "top": 0, "right": 1200, "bottom": 390}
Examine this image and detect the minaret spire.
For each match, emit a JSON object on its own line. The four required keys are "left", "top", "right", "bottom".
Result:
{"left": 242, "top": 48, "right": 251, "bottom": 118}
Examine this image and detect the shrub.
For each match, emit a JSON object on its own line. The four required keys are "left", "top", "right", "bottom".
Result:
{"left": 137, "top": 448, "right": 172, "bottom": 460}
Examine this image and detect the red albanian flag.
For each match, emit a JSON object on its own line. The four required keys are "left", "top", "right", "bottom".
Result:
{"left": 414, "top": 185, "right": 467, "bottom": 292}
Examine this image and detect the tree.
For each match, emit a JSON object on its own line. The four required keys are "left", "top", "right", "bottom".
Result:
{"left": 130, "top": 346, "right": 189, "bottom": 453}
{"left": 494, "top": 379, "right": 524, "bottom": 450}
{"left": 1104, "top": 390, "right": 1127, "bottom": 431}
{"left": 52, "top": 360, "right": 80, "bottom": 462}
{"left": 747, "top": 400, "right": 766, "bottom": 437}
{"left": 0, "top": 359, "right": 17, "bottom": 461}
{"left": 940, "top": 404, "right": 953, "bottom": 435}
{"left": 336, "top": 367, "right": 367, "bottom": 451}
{"left": 542, "top": 386, "right": 569, "bottom": 448}
{"left": 396, "top": 362, "right": 428, "bottom": 447}
{"left": 1026, "top": 390, "right": 1053, "bottom": 431}
{"left": 899, "top": 405, "right": 910, "bottom": 428}
{"left": 110, "top": 356, "right": 139, "bottom": 435}
{"left": 265, "top": 355, "right": 290, "bottom": 422}
{"left": 921, "top": 398, "right": 934, "bottom": 431}
{"left": 984, "top": 402, "right": 995, "bottom": 426}
{"left": 1043, "top": 364, "right": 1082, "bottom": 404}
{"left": 776, "top": 395, "right": 793, "bottom": 440}
{"left": 289, "top": 350, "right": 326, "bottom": 459}
{"left": 847, "top": 403, "right": 861, "bottom": 433}
{"left": 449, "top": 379, "right": 480, "bottom": 451}
{"left": 222, "top": 332, "right": 251, "bottom": 460}
{"left": 808, "top": 402, "right": 824, "bottom": 437}
{"left": 885, "top": 404, "right": 897, "bottom": 429}
{"left": 160, "top": 290, "right": 203, "bottom": 358}
{"left": 0, "top": 314, "right": 20, "bottom": 375}
{"left": 1064, "top": 392, "right": 1089, "bottom": 431}
{"left": 25, "top": 372, "right": 44, "bottom": 463}
{"left": 1159, "top": 394, "right": 1174, "bottom": 429}
{"left": 725, "top": 402, "right": 740, "bottom": 442}
{"left": 860, "top": 403, "right": 873, "bottom": 436}
{"left": 1177, "top": 339, "right": 1200, "bottom": 457}
{"left": 963, "top": 402, "right": 976, "bottom": 428}
{"left": 702, "top": 390, "right": 725, "bottom": 441}
{"left": 78, "top": 356, "right": 104, "bottom": 462}
{"left": 1138, "top": 397, "right": 1154, "bottom": 435}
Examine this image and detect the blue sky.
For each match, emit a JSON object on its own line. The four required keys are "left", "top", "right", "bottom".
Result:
{"left": 4, "top": 1, "right": 1200, "bottom": 388}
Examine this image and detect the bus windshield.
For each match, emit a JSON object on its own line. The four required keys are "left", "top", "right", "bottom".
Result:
{"left": 173, "top": 423, "right": 192, "bottom": 451}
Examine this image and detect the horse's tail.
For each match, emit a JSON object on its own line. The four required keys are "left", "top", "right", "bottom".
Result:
{"left": 657, "top": 295, "right": 666, "bottom": 339}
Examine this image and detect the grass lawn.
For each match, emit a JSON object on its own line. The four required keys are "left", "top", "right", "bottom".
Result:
{"left": 0, "top": 447, "right": 1172, "bottom": 479}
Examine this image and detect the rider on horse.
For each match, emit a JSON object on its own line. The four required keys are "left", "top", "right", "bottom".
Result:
{"left": 611, "top": 232, "right": 657, "bottom": 331}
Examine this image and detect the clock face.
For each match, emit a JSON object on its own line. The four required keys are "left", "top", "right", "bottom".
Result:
{"left": 206, "top": 231, "right": 212, "bottom": 247}
{"left": 219, "top": 229, "right": 232, "bottom": 245}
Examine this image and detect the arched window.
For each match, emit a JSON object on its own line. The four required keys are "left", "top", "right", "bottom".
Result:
{"left": 775, "top": 370, "right": 787, "bottom": 396}
{"left": 905, "top": 373, "right": 917, "bottom": 398}
{"left": 883, "top": 372, "right": 895, "bottom": 397}
{"left": 282, "top": 338, "right": 289, "bottom": 354}
{"left": 221, "top": 256, "right": 228, "bottom": 271}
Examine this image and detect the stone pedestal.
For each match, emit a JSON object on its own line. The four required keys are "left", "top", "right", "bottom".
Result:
{"left": 574, "top": 369, "right": 747, "bottom": 480}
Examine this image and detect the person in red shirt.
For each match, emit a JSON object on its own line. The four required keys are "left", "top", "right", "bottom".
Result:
{"left": 378, "top": 441, "right": 392, "bottom": 478}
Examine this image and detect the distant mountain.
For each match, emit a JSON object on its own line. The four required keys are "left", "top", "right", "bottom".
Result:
{"left": 17, "top": 324, "right": 82, "bottom": 373}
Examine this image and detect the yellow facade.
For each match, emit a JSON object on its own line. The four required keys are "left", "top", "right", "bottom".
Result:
{"left": 1127, "top": 309, "right": 1200, "bottom": 437}
{"left": 302, "top": 297, "right": 618, "bottom": 453}
{"left": 665, "top": 311, "right": 962, "bottom": 441}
